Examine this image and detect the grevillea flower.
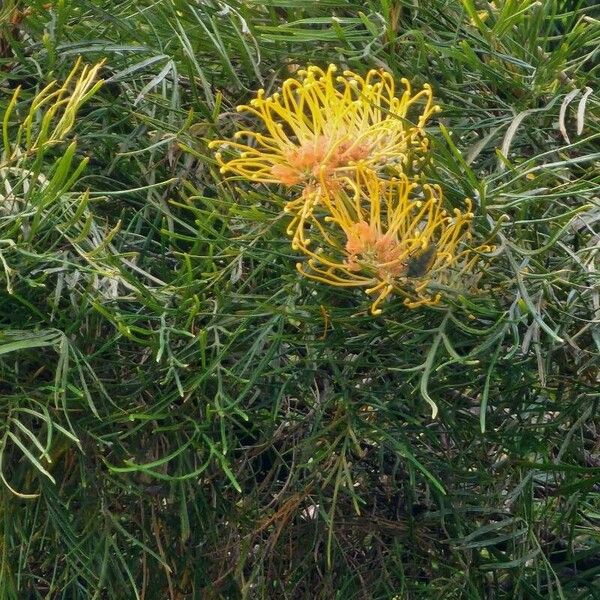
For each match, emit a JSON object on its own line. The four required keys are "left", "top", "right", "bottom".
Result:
{"left": 208, "top": 64, "right": 440, "bottom": 190}
{"left": 294, "top": 169, "right": 490, "bottom": 314}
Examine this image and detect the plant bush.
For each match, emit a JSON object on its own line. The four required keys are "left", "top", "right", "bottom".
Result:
{"left": 0, "top": 1, "right": 598, "bottom": 598}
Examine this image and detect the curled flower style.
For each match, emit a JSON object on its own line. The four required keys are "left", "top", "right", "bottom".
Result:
{"left": 208, "top": 64, "right": 440, "bottom": 189}
{"left": 294, "top": 169, "right": 490, "bottom": 315}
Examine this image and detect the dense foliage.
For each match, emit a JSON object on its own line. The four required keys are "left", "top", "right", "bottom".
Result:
{"left": 0, "top": 1, "right": 598, "bottom": 598}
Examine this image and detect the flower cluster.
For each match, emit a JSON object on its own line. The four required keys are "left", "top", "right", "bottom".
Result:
{"left": 210, "top": 65, "right": 437, "bottom": 188}
{"left": 210, "top": 65, "right": 490, "bottom": 314}
{"left": 294, "top": 168, "right": 486, "bottom": 313}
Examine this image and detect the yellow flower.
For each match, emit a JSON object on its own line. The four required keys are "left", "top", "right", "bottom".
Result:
{"left": 294, "top": 169, "right": 490, "bottom": 315}
{"left": 208, "top": 64, "right": 440, "bottom": 189}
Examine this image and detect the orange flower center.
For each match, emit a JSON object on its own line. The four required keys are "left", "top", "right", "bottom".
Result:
{"left": 271, "top": 136, "right": 371, "bottom": 186}
{"left": 345, "top": 222, "right": 406, "bottom": 278}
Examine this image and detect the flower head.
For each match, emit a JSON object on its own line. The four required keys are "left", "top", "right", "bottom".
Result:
{"left": 209, "top": 64, "right": 440, "bottom": 189}
{"left": 294, "top": 169, "right": 489, "bottom": 314}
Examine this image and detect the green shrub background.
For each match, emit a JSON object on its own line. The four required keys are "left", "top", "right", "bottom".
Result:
{"left": 0, "top": 0, "right": 598, "bottom": 598}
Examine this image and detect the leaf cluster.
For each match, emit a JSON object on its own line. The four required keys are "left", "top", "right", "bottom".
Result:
{"left": 0, "top": 1, "right": 598, "bottom": 598}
